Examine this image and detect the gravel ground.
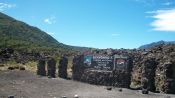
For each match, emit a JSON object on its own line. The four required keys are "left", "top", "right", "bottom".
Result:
{"left": 0, "top": 70, "right": 175, "bottom": 98}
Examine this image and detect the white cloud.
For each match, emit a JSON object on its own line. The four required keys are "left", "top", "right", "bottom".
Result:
{"left": 44, "top": 16, "right": 56, "bottom": 24}
{"left": 149, "top": 9, "right": 175, "bottom": 32}
{"left": 0, "top": 3, "right": 16, "bottom": 11}
{"left": 111, "top": 33, "right": 120, "bottom": 37}
{"left": 44, "top": 19, "right": 52, "bottom": 24}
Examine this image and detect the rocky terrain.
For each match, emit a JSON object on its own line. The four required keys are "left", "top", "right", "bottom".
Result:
{"left": 0, "top": 43, "right": 175, "bottom": 95}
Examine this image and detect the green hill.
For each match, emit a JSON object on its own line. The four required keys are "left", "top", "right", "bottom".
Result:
{"left": 0, "top": 12, "right": 82, "bottom": 54}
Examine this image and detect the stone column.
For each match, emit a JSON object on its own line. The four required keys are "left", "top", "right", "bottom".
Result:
{"left": 37, "top": 59, "right": 46, "bottom": 76}
{"left": 141, "top": 57, "right": 157, "bottom": 92}
{"left": 155, "top": 62, "right": 175, "bottom": 94}
{"left": 72, "top": 55, "right": 85, "bottom": 81}
{"left": 47, "top": 58, "right": 56, "bottom": 78}
{"left": 58, "top": 56, "right": 68, "bottom": 79}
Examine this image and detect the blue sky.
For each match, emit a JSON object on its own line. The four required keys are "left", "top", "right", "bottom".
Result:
{"left": 0, "top": 0, "right": 175, "bottom": 49}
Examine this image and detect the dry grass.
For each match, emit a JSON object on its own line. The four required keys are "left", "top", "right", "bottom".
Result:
{"left": 0, "top": 59, "right": 73, "bottom": 76}
{"left": 24, "top": 61, "right": 37, "bottom": 73}
{"left": 0, "top": 61, "right": 37, "bottom": 73}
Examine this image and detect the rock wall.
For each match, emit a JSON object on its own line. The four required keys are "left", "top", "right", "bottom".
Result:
{"left": 73, "top": 54, "right": 133, "bottom": 88}
{"left": 73, "top": 44, "right": 175, "bottom": 94}
{"left": 131, "top": 44, "right": 175, "bottom": 93}
{"left": 80, "top": 69, "right": 132, "bottom": 88}
{"left": 80, "top": 69, "right": 112, "bottom": 86}
{"left": 154, "top": 45, "right": 175, "bottom": 93}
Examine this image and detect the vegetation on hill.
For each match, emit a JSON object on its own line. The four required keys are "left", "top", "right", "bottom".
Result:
{"left": 0, "top": 12, "right": 91, "bottom": 55}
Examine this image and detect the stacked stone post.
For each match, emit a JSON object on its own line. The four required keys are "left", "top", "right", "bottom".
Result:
{"left": 155, "top": 62, "right": 175, "bottom": 94}
{"left": 37, "top": 58, "right": 46, "bottom": 76}
{"left": 141, "top": 57, "right": 157, "bottom": 92}
{"left": 112, "top": 56, "right": 133, "bottom": 88}
{"left": 72, "top": 55, "right": 78, "bottom": 80}
{"left": 72, "top": 55, "right": 85, "bottom": 81}
{"left": 58, "top": 56, "right": 68, "bottom": 79}
{"left": 47, "top": 58, "right": 56, "bottom": 78}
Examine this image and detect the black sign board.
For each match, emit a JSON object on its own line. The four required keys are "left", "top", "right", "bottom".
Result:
{"left": 84, "top": 55, "right": 114, "bottom": 70}
{"left": 84, "top": 55, "right": 128, "bottom": 70}
{"left": 114, "top": 55, "right": 128, "bottom": 70}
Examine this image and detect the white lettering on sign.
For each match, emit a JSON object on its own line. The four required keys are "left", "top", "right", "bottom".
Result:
{"left": 92, "top": 55, "right": 113, "bottom": 70}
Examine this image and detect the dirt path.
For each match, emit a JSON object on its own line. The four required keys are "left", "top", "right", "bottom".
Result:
{"left": 0, "top": 70, "right": 174, "bottom": 98}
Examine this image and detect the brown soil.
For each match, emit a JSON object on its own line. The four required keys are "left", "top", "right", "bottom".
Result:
{"left": 0, "top": 70, "right": 174, "bottom": 98}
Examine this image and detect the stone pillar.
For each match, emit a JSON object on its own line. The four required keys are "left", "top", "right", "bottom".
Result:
{"left": 72, "top": 55, "right": 78, "bottom": 80}
{"left": 141, "top": 57, "right": 157, "bottom": 92}
{"left": 72, "top": 55, "right": 85, "bottom": 81}
{"left": 58, "top": 56, "right": 68, "bottom": 79}
{"left": 47, "top": 58, "right": 56, "bottom": 78}
{"left": 37, "top": 59, "right": 46, "bottom": 76}
{"left": 155, "top": 62, "right": 175, "bottom": 94}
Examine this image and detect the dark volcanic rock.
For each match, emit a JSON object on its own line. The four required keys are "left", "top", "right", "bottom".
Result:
{"left": 80, "top": 69, "right": 132, "bottom": 88}
{"left": 58, "top": 56, "right": 68, "bottom": 79}
{"left": 47, "top": 58, "right": 56, "bottom": 78}
{"left": 131, "top": 44, "right": 175, "bottom": 94}
{"left": 75, "top": 44, "right": 175, "bottom": 94}
{"left": 37, "top": 59, "right": 46, "bottom": 76}
{"left": 72, "top": 55, "right": 86, "bottom": 81}
{"left": 80, "top": 69, "right": 112, "bottom": 86}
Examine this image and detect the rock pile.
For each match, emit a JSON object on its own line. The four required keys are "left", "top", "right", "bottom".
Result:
{"left": 0, "top": 48, "right": 41, "bottom": 64}
{"left": 0, "top": 48, "right": 14, "bottom": 63}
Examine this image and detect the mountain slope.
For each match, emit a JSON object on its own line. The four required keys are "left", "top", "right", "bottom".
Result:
{"left": 139, "top": 40, "right": 175, "bottom": 49}
{"left": 0, "top": 12, "right": 77, "bottom": 53}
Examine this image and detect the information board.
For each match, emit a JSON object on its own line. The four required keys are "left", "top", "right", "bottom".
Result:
{"left": 84, "top": 55, "right": 114, "bottom": 70}
{"left": 84, "top": 55, "right": 128, "bottom": 70}
{"left": 114, "top": 55, "right": 128, "bottom": 70}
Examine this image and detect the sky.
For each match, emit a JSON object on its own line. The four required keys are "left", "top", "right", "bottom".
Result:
{"left": 0, "top": 0, "right": 175, "bottom": 49}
